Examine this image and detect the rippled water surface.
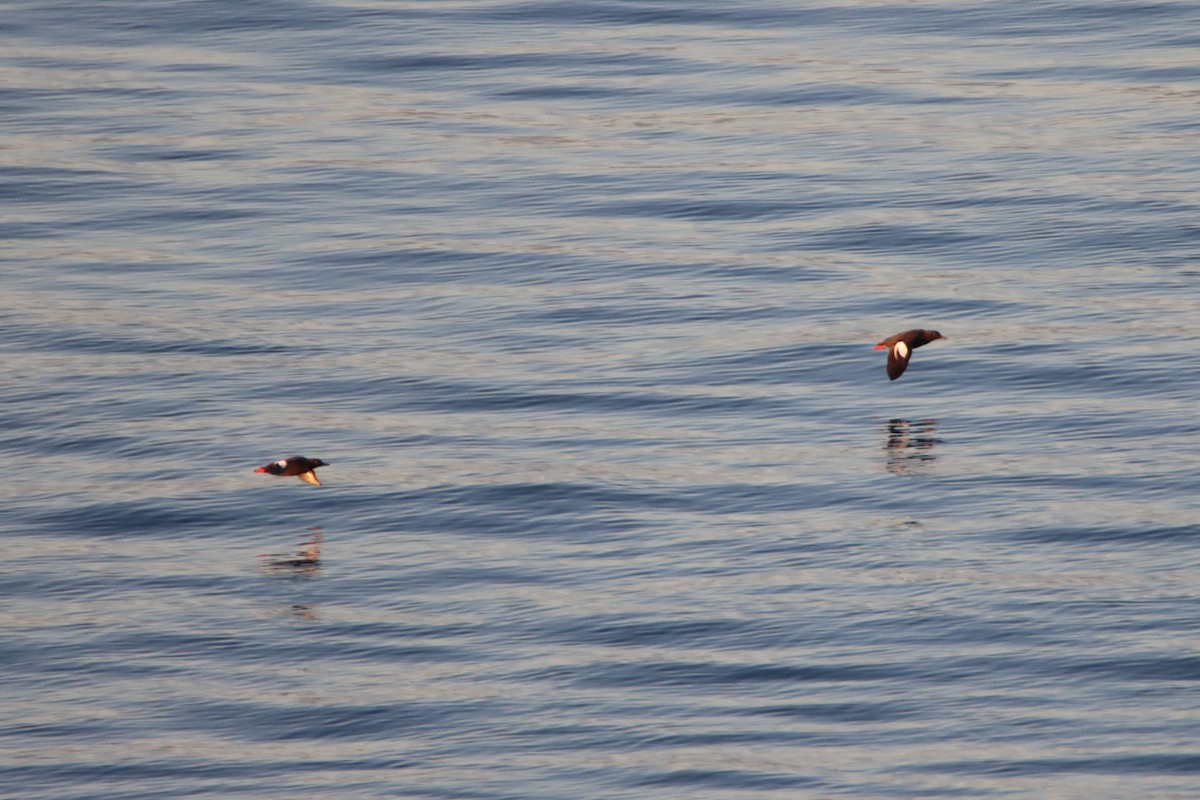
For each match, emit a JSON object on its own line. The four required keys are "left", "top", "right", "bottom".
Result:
{"left": 4, "top": 2, "right": 1200, "bottom": 798}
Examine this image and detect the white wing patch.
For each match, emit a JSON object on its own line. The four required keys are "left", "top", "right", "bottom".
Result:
{"left": 894, "top": 341, "right": 909, "bottom": 359}
{"left": 275, "top": 459, "right": 289, "bottom": 468}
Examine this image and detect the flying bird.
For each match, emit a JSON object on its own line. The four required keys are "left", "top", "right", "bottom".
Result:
{"left": 254, "top": 456, "right": 329, "bottom": 486}
{"left": 873, "top": 329, "right": 944, "bottom": 381}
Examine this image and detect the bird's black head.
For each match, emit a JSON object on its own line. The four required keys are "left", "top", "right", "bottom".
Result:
{"left": 925, "top": 330, "right": 945, "bottom": 342}
{"left": 311, "top": 459, "right": 329, "bottom": 468}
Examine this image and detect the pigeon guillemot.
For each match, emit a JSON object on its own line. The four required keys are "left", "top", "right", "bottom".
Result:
{"left": 254, "top": 456, "right": 328, "bottom": 486}
{"left": 873, "top": 329, "right": 944, "bottom": 381}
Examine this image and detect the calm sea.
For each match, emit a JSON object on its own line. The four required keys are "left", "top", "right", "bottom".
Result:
{"left": 4, "top": 1, "right": 1200, "bottom": 798}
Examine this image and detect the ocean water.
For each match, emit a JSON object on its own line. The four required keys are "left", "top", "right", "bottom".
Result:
{"left": 3, "top": 1, "right": 1200, "bottom": 798}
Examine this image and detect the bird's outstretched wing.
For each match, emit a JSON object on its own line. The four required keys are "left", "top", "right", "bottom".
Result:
{"left": 887, "top": 340, "right": 911, "bottom": 381}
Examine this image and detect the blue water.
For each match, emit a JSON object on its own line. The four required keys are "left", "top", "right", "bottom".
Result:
{"left": 4, "top": 2, "right": 1200, "bottom": 798}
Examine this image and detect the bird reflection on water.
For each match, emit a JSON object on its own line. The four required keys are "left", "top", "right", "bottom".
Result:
{"left": 259, "top": 530, "right": 323, "bottom": 576}
{"left": 885, "top": 419, "right": 941, "bottom": 475}
{"left": 259, "top": 530, "right": 323, "bottom": 619}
